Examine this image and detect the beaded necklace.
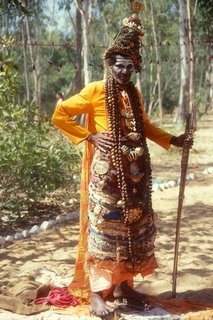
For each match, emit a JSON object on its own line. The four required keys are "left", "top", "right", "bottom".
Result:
{"left": 105, "top": 75, "right": 154, "bottom": 264}
{"left": 105, "top": 75, "right": 153, "bottom": 223}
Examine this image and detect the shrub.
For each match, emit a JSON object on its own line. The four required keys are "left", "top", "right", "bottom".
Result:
{"left": 0, "top": 42, "right": 82, "bottom": 220}
{"left": 0, "top": 105, "right": 82, "bottom": 218}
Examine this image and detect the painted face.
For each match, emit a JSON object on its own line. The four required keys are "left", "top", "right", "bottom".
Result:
{"left": 110, "top": 55, "right": 135, "bottom": 85}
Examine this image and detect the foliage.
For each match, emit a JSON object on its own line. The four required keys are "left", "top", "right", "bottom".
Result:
{"left": 195, "top": 0, "right": 213, "bottom": 37}
{"left": 0, "top": 47, "right": 82, "bottom": 220}
{"left": 0, "top": 36, "right": 21, "bottom": 98}
{"left": 1, "top": 0, "right": 30, "bottom": 15}
{"left": 1, "top": 0, "right": 211, "bottom": 120}
{"left": 1, "top": 0, "right": 212, "bottom": 223}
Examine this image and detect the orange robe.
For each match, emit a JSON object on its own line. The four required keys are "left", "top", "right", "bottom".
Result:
{"left": 52, "top": 80, "right": 173, "bottom": 304}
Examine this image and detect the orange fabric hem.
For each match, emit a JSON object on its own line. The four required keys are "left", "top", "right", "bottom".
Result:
{"left": 87, "top": 254, "right": 158, "bottom": 278}
{"left": 50, "top": 304, "right": 91, "bottom": 316}
{"left": 50, "top": 296, "right": 213, "bottom": 318}
{"left": 148, "top": 295, "right": 213, "bottom": 317}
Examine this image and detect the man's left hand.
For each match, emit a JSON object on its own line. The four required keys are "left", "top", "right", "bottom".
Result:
{"left": 170, "top": 134, "right": 194, "bottom": 148}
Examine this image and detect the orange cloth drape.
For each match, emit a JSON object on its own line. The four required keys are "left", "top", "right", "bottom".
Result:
{"left": 148, "top": 295, "right": 213, "bottom": 319}
{"left": 52, "top": 80, "right": 174, "bottom": 304}
{"left": 67, "top": 114, "right": 94, "bottom": 304}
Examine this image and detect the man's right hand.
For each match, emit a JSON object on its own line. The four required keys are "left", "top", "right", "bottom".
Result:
{"left": 87, "top": 131, "right": 114, "bottom": 153}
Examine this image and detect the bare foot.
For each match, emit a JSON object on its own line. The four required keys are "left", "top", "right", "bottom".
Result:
{"left": 91, "top": 291, "right": 114, "bottom": 317}
{"left": 113, "top": 280, "right": 148, "bottom": 302}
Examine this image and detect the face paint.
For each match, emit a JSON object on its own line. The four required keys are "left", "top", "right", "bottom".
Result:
{"left": 110, "top": 55, "right": 135, "bottom": 85}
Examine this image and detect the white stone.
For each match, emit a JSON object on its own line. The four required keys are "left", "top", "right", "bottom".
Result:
{"left": 0, "top": 236, "right": 6, "bottom": 245}
{"left": 207, "top": 167, "right": 213, "bottom": 174}
{"left": 22, "top": 230, "right": 30, "bottom": 238}
{"left": 202, "top": 168, "right": 209, "bottom": 175}
{"left": 49, "top": 219, "right": 57, "bottom": 226}
{"left": 56, "top": 215, "right": 67, "bottom": 223}
{"left": 188, "top": 172, "right": 196, "bottom": 180}
{"left": 14, "top": 232, "right": 24, "bottom": 240}
{"left": 29, "top": 225, "right": 41, "bottom": 234}
{"left": 152, "top": 179, "right": 162, "bottom": 184}
{"left": 168, "top": 180, "right": 177, "bottom": 188}
{"left": 164, "top": 182, "right": 171, "bottom": 188}
{"left": 152, "top": 184, "right": 161, "bottom": 192}
{"left": 5, "top": 235, "right": 14, "bottom": 242}
{"left": 40, "top": 220, "right": 52, "bottom": 231}
{"left": 159, "top": 183, "right": 166, "bottom": 190}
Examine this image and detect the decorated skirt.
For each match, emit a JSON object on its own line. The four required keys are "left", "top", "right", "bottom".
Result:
{"left": 88, "top": 143, "right": 156, "bottom": 270}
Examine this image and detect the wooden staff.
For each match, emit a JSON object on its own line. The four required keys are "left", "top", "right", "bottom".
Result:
{"left": 172, "top": 112, "right": 192, "bottom": 297}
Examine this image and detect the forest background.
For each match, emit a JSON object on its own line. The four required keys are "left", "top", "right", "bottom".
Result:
{"left": 0, "top": 0, "right": 213, "bottom": 227}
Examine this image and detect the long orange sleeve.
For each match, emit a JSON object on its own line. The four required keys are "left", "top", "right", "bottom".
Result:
{"left": 52, "top": 81, "right": 107, "bottom": 145}
{"left": 52, "top": 81, "right": 173, "bottom": 149}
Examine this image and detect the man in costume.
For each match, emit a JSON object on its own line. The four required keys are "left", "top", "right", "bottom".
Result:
{"left": 52, "top": 1, "right": 189, "bottom": 318}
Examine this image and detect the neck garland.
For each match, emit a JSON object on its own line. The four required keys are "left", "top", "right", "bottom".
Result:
{"left": 105, "top": 75, "right": 153, "bottom": 225}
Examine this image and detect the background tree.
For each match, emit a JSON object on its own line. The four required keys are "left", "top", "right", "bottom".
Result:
{"left": 58, "top": 0, "right": 83, "bottom": 97}
{"left": 1, "top": 0, "right": 212, "bottom": 122}
{"left": 195, "top": 0, "right": 213, "bottom": 117}
{"left": 150, "top": 0, "right": 163, "bottom": 123}
{"left": 74, "top": 0, "right": 97, "bottom": 86}
{"left": 1, "top": 0, "right": 213, "bottom": 220}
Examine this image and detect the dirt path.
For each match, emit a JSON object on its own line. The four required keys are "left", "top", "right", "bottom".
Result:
{"left": 0, "top": 111, "right": 213, "bottom": 319}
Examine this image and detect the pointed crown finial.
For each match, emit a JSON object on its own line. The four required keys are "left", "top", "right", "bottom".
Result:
{"left": 132, "top": 1, "right": 144, "bottom": 14}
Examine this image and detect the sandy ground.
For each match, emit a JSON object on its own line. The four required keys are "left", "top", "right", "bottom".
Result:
{"left": 0, "top": 111, "right": 213, "bottom": 319}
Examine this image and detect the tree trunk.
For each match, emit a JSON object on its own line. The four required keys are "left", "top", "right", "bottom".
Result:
{"left": 75, "top": 8, "right": 83, "bottom": 93}
{"left": 24, "top": 0, "right": 41, "bottom": 120}
{"left": 148, "top": 79, "right": 158, "bottom": 117}
{"left": 3, "top": 0, "right": 9, "bottom": 36}
{"left": 206, "top": 57, "right": 213, "bottom": 112}
{"left": 150, "top": 0, "right": 163, "bottom": 124}
{"left": 187, "top": 0, "right": 196, "bottom": 127}
{"left": 73, "top": 9, "right": 84, "bottom": 127}
{"left": 75, "top": 0, "right": 91, "bottom": 86}
{"left": 21, "top": 23, "right": 30, "bottom": 102}
{"left": 74, "top": 0, "right": 98, "bottom": 126}
{"left": 176, "top": 0, "right": 190, "bottom": 124}
{"left": 102, "top": 14, "right": 110, "bottom": 80}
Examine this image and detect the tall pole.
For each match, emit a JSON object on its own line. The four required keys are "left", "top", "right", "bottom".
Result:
{"left": 172, "top": 0, "right": 195, "bottom": 298}
{"left": 172, "top": 113, "right": 192, "bottom": 297}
